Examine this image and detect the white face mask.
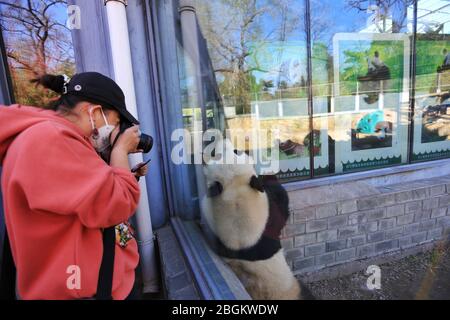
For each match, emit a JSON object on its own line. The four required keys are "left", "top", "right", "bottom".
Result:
{"left": 88, "top": 106, "right": 116, "bottom": 153}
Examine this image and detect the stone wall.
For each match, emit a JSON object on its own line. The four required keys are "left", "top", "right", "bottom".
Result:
{"left": 281, "top": 175, "right": 450, "bottom": 274}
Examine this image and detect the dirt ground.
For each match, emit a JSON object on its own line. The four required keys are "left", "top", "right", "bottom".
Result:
{"left": 303, "top": 242, "right": 450, "bottom": 300}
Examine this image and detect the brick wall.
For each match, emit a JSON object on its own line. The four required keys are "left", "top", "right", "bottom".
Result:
{"left": 282, "top": 175, "right": 450, "bottom": 274}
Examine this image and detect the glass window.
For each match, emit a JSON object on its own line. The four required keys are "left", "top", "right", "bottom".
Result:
{"left": 168, "top": 0, "right": 308, "bottom": 299}
{"left": 156, "top": 0, "right": 450, "bottom": 301}
{"left": 167, "top": 0, "right": 449, "bottom": 191}
{"left": 157, "top": 0, "right": 450, "bottom": 225}
{"left": 177, "top": 0, "right": 310, "bottom": 182}
{"left": 310, "top": 0, "right": 415, "bottom": 175}
{"left": 412, "top": 0, "right": 450, "bottom": 161}
{"left": 0, "top": 1, "right": 75, "bottom": 106}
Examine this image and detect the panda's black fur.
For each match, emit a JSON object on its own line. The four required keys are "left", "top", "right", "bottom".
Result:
{"left": 209, "top": 174, "right": 289, "bottom": 261}
{"left": 201, "top": 140, "right": 312, "bottom": 299}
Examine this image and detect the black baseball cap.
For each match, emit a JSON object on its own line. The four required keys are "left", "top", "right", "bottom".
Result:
{"left": 63, "top": 72, "right": 139, "bottom": 125}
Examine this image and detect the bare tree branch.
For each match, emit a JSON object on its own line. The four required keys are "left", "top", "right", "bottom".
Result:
{"left": 0, "top": 1, "right": 31, "bottom": 12}
{"left": 7, "top": 51, "right": 39, "bottom": 75}
{"left": 1, "top": 0, "right": 71, "bottom": 74}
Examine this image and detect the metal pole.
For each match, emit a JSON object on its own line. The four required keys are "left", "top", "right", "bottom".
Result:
{"left": 305, "top": 0, "right": 315, "bottom": 178}
{"left": 379, "top": 80, "right": 384, "bottom": 110}
{"left": 407, "top": 1, "right": 418, "bottom": 163}
{"left": 0, "top": 26, "right": 14, "bottom": 105}
{"left": 356, "top": 80, "right": 360, "bottom": 111}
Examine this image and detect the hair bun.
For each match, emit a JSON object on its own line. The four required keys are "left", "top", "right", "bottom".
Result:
{"left": 30, "top": 74, "right": 66, "bottom": 94}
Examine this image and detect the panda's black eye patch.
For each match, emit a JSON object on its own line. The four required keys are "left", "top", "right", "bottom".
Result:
{"left": 207, "top": 181, "right": 223, "bottom": 197}
{"left": 249, "top": 175, "right": 265, "bottom": 193}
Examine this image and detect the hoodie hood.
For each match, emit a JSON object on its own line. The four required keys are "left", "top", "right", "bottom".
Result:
{"left": 0, "top": 104, "right": 86, "bottom": 164}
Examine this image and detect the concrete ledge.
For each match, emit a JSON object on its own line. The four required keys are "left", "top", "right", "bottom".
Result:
{"left": 161, "top": 218, "right": 252, "bottom": 300}
{"left": 155, "top": 225, "right": 201, "bottom": 300}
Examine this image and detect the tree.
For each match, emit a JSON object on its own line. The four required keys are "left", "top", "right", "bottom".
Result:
{"left": 0, "top": 0, "right": 75, "bottom": 106}
{"left": 262, "top": 79, "right": 274, "bottom": 91}
{"left": 278, "top": 80, "right": 288, "bottom": 90}
{"left": 346, "top": 0, "right": 414, "bottom": 33}
{"left": 196, "top": 0, "right": 303, "bottom": 114}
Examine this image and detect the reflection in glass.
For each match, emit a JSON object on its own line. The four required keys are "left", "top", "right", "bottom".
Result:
{"left": 412, "top": 0, "right": 450, "bottom": 161}
{"left": 188, "top": 0, "right": 310, "bottom": 181}
{"left": 0, "top": 1, "right": 75, "bottom": 106}
{"left": 175, "top": 0, "right": 306, "bottom": 300}
{"left": 311, "top": 0, "right": 414, "bottom": 175}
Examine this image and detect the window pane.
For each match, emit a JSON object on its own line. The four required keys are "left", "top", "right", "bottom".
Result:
{"left": 177, "top": 0, "right": 310, "bottom": 182}
{"left": 0, "top": 1, "right": 75, "bottom": 107}
{"left": 412, "top": 0, "right": 450, "bottom": 162}
{"left": 173, "top": 0, "right": 306, "bottom": 299}
{"left": 311, "top": 0, "right": 414, "bottom": 175}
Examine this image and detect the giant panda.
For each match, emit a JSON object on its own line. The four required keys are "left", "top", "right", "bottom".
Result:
{"left": 200, "top": 139, "right": 301, "bottom": 300}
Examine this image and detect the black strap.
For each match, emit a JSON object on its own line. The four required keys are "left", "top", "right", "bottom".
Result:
{"left": 95, "top": 226, "right": 116, "bottom": 300}
{"left": 206, "top": 174, "right": 288, "bottom": 262}
{"left": 0, "top": 226, "right": 116, "bottom": 300}
{"left": 212, "top": 232, "right": 281, "bottom": 261}
{"left": 0, "top": 228, "right": 16, "bottom": 300}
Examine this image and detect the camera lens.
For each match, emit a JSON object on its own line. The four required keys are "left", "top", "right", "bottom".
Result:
{"left": 138, "top": 133, "right": 153, "bottom": 153}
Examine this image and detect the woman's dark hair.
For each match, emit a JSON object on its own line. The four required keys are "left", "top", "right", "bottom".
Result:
{"left": 31, "top": 74, "right": 112, "bottom": 113}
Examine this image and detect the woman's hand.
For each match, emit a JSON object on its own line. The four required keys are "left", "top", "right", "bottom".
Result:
{"left": 133, "top": 164, "right": 148, "bottom": 178}
{"left": 111, "top": 125, "right": 142, "bottom": 154}
{"left": 110, "top": 125, "right": 142, "bottom": 171}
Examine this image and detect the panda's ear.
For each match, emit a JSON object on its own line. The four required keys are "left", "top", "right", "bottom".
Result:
{"left": 207, "top": 181, "right": 223, "bottom": 197}
{"left": 249, "top": 175, "right": 265, "bottom": 193}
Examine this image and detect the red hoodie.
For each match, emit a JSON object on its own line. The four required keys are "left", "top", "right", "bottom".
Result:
{"left": 0, "top": 104, "right": 140, "bottom": 300}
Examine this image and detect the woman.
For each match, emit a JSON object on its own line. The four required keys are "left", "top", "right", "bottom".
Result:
{"left": 0, "top": 72, "right": 148, "bottom": 299}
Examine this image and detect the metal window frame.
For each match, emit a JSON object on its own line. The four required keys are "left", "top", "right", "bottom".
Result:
{"left": 0, "top": 25, "right": 14, "bottom": 105}
{"left": 148, "top": 0, "right": 199, "bottom": 220}
{"left": 407, "top": 1, "right": 419, "bottom": 164}
{"left": 0, "top": 25, "right": 13, "bottom": 271}
{"left": 68, "top": 0, "right": 114, "bottom": 78}
{"left": 304, "top": 0, "right": 426, "bottom": 178}
{"left": 305, "top": 0, "right": 315, "bottom": 179}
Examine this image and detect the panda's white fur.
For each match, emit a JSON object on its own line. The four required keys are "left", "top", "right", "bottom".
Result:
{"left": 200, "top": 139, "right": 300, "bottom": 300}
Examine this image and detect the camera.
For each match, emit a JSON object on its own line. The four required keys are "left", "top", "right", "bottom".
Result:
{"left": 137, "top": 132, "right": 153, "bottom": 153}
{"left": 113, "top": 120, "right": 154, "bottom": 153}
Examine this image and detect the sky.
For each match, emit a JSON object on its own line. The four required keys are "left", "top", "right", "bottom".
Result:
{"left": 0, "top": 0, "right": 74, "bottom": 69}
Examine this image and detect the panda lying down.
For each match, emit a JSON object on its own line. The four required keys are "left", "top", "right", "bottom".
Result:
{"left": 200, "top": 141, "right": 308, "bottom": 300}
